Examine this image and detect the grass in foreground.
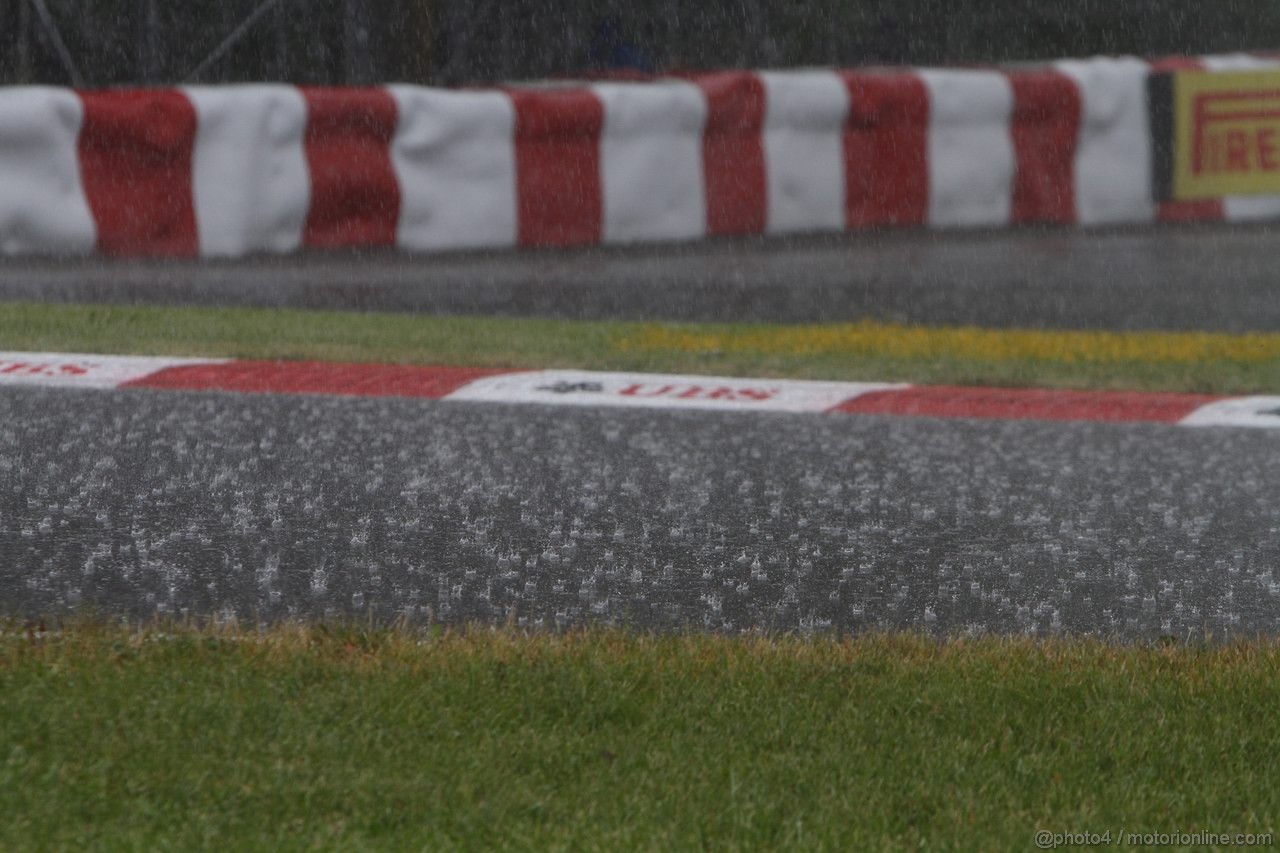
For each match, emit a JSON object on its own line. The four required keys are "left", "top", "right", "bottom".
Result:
{"left": 2, "top": 624, "right": 1279, "bottom": 849}
{"left": 3, "top": 302, "right": 1280, "bottom": 394}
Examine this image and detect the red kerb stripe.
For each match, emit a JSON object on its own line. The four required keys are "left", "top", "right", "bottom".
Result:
{"left": 841, "top": 72, "right": 929, "bottom": 227}
{"left": 836, "top": 386, "right": 1221, "bottom": 424}
{"left": 697, "top": 72, "right": 767, "bottom": 236}
{"left": 510, "top": 88, "right": 604, "bottom": 248}
{"left": 77, "top": 90, "right": 198, "bottom": 257}
{"left": 125, "top": 362, "right": 517, "bottom": 399}
{"left": 1008, "top": 70, "right": 1080, "bottom": 224}
{"left": 302, "top": 88, "right": 401, "bottom": 249}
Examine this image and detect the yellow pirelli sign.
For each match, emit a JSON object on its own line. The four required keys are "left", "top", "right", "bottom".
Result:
{"left": 1173, "top": 70, "right": 1280, "bottom": 198}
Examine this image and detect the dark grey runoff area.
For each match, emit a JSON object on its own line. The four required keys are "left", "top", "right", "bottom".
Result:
{"left": 5, "top": 224, "right": 1280, "bottom": 332}
{"left": 3, "top": 385, "right": 1279, "bottom": 639}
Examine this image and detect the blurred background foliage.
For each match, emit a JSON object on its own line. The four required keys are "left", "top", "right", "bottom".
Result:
{"left": 1, "top": 0, "right": 1278, "bottom": 87}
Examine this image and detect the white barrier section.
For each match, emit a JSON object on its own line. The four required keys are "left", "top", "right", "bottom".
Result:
{"left": 445, "top": 369, "right": 904, "bottom": 413}
{"left": 1199, "top": 54, "right": 1280, "bottom": 223}
{"left": 390, "top": 86, "right": 517, "bottom": 251}
{"left": 185, "top": 86, "right": 310, "bottom": 257}
{"left": 1180, "top": 397, "right": 1280, "bottom": 429}
{"left": 1055, "top": 57, "right": 1155, "bottom": 226}
{"left": 920, "top": 69, "right": 1015, "bottom": 228}
{"left": 1201, "top": 52, "right": 1280, "bottom": 71}
{"left": 0, "top": 88, "right": 96, "bottom": 256}
{"left": 594, "top": 81, "right": 708, "bottom": 243}
{"left": 0, "top": 352, "right": 223, "bottom": 389}
{"left": 761, "top": 71, "right": 849, "bottom": 234}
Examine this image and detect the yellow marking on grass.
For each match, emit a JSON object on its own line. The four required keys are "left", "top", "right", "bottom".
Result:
{"left": 616, "top": 321, "right": 1280, "bottom": 365}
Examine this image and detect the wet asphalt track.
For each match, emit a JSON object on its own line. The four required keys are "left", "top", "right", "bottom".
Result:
{"left": 3, "top": 385, "right": 1279, "bottom": 639}
{"left": 4, "top": 224, "right": 1280, "bottom": 331}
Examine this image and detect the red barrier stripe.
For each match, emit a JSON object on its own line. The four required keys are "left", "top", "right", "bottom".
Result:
{"left": 841, "top": 72, "right": 929, "bottom": 227}
{"left": 77, "top": 90, "right": 198, "bottom": 257}
{"left": 697, "top": 72, "right": 767, "bottom": 236}
{"left": 1148, "top": 57, "right": 1227, "bottom": 223}
{"left": 835, "top": 386, "right": 1220, "bottom": 424}
{"left": 1008, "top": 70, "right": 1080, "bottom": 224}
{"left": 124, "top": 362, "right": 517, "bottom": 399}
{"left": 510, "top": 88, "right": 604, "bottom": 248}
{"left": 1158, "top": 197, "right": 1225, "bottom": 222}
{"left": 1148, "top": 56, "right": 1209, "bottom": 73}
{"left": 302, "top": 88, "right": 401, "bottom": 249}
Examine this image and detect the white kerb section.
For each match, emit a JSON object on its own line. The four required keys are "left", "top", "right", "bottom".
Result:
{"left": 1179, "top": 397, "right": 1280, "bottom": 429}
{"left": 0, "top": 353, "right": 225, "bottom": 389}
{"left": 445, "top": 369, "right": 904, "bottom": 413}
{"left": 1054, "top": 57, "right": 1156, "bottom": 226}
{"left": 390, "top": 86, "right": 518, "bottom": 251}
{"left": 760, "top": 71, "right": 849, "bottom": 234}
{"left": 185, "top": 86, "right": 310, "bottom": 257}
{"left": 0, "top": 88, "right": 96, "bottom": 256}
{"left": 593, "top": 81, "right": 708, "bottom": 244}
{"left": 1199, "top": 54, "right": 1280, "bottom": 223}
{"left": 919, "top": 69, "right": 1015, "bottom": 228}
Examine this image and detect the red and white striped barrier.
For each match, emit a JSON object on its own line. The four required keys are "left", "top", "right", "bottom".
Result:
{"left": 4, "top": 351, "right": 1280, "bottom": 429}
{"left": 2, "top": 52, "right": 1279, "bottom": 258}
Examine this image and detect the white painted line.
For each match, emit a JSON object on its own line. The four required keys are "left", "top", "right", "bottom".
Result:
{"left": 443, "top": 369, "right": 904, "bottom": 413}
{"left": 0, "top": 352, "right": 224, "bottom": 389}
{"left": 1180, "top": 397, "right": 1280, "bottom": 429}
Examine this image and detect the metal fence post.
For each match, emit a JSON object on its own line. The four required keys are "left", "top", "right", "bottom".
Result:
{"left": 343, "top": 0, "right": 374, "bottom": 84}
{"left": 273, "top": 0, "right": 289, "bottom": 80}
{"left": 17, "top": 0, "right": 32, "bottom": 84}
{"left": 499, "top": 0, "right": 513, "bottom": 81}
{"left": 827, "top": 0, "right": 838, "bottom": 67}
{"left": 138, "top": 0, "right": 161, "bottom": 83}
{"left": 665, "top": 0, "right": 680, "bottom": 70}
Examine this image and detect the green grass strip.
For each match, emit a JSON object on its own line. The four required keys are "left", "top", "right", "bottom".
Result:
{"left": 3, "top": 301, "right": 1280, "bottom": 394}
{"left": 2, "top": 624, "right": 1278, "bottom": 848}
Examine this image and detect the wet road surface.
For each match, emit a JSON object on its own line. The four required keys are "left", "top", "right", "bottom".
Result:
{"left": 3, "top": 385, "right": 1278, "bottom": 639}
{"left": 5, "top": 224, "right": 1280, "bottom": 331}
